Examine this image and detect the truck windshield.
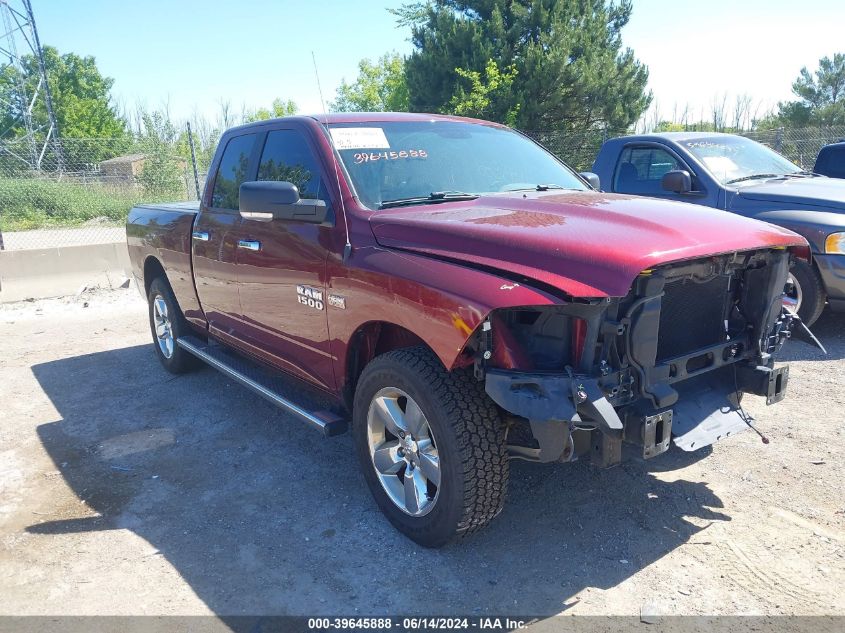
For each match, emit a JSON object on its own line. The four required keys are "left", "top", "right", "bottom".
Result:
{"left": 682, "top": 136, "right": 801, "bottom": 185}
{"left": 327, "top": 121, "right": 587, "bottom": 209}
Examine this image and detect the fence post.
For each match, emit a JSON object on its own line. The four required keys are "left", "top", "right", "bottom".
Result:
{"left": 774, "top": 127, "right": 784, "bottom": 153}
{"left": 186, "top": 122, "right": 201, "bottom": 199}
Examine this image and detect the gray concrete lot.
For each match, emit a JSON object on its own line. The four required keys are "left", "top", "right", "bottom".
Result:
{"left": 1, "top": 289, "right": 843, "bottom": 619}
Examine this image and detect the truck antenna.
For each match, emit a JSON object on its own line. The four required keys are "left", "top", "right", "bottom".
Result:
{"left": 312, "top": 51, "right": 352, "bottom": 262}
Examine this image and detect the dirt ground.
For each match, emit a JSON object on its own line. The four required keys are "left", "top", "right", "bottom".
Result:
{"left": 1, "top": 287, "right": 843, "bottom": 619}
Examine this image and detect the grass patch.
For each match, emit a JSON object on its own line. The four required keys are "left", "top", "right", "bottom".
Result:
{"left": 0, "top": 177, "right": 183, "bottom": 232}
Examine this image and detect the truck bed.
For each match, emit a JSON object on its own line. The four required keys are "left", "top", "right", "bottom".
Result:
{"left": 126, "top": 200, "right": 202, "bottom": 324}
{"left": 132, "top": 201, "right": 200, "bottom": 214}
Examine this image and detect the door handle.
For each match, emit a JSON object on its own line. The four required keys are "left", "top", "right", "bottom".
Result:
{"left": 238, "top": 240, "right": 261, "bottom": 251}
{"left": 192, "top": 231, "right": 209, "bottom": 241}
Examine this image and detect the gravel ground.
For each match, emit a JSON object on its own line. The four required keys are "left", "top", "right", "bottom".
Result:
{"left": 1, "top": 288, "right": 843, "bottom": 619}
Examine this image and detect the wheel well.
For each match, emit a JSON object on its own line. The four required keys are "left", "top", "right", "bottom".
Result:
{"left": 343, "top": 322, "right": 430, "bottom": 410}
{"left": 143, "top": 256, "right": 167, "bottom": 296}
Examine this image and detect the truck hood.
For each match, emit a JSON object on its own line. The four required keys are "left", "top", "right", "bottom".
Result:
{"left": 736, "top": 176, "right": 845, "bottom": 211}
{"left": 369, "top": 192, "right": 806, "bottom": 298}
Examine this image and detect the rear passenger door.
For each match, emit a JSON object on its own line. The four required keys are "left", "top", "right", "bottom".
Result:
{"left": 235, "top": 127, "right": 336, "bottom": 390}
{"left": 193, "top": 132, "right": 258, "bottom": 335}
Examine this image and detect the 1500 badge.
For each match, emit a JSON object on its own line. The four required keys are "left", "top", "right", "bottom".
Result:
{"left": 296, "top": 285, "right": 324, "bottom": 310}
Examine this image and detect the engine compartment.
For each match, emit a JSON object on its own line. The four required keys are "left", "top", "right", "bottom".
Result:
{"left": 471, "top": 248, "right": 797, "bottom": 465}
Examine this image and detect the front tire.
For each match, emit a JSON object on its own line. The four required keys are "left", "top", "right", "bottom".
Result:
{"left": 147, "top": 277, "right": 200, "bottom": 374}
{"left": 784, "top": 260, "right": 826, "bottom": 326}
{"left": 352, "top": 347, "right": 508, "bottom": 547}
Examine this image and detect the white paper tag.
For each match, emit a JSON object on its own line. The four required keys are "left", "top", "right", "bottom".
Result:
{"left": 330, "top": 127, "right": 390, "bottom": 150}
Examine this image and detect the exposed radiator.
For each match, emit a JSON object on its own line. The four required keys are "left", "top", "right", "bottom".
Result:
{"left": 657, "top": 276, "right": 730, "bottom": 361}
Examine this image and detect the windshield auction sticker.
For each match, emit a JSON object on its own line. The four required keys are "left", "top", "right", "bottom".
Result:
{"left": 330, "top": 127, "right": 390, "bottom": 150}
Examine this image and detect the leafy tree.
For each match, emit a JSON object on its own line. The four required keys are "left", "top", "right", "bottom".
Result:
{"left": 135, "top": 110, "right": 185, "bottom": 198}
{"left": 0, "top": 46, "right": 129, "bottom": 166}
{"left": 244, "top": 98, "right": 298, "bottom": 122}
{"left": 400, "top": 0, "right": 650, "bottom": 131}
{"left": 332, "top": 53, "right": 410, "bottom": 112}
{"left": 448, "top": 60, "right": 519, "bottom": 124}
{"left": 764, "top": 53, "right": 845, "bottom": 128}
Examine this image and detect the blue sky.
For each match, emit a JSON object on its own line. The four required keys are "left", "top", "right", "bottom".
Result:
{"left": 35, "top": 0, "right": 845, "bottom": 125}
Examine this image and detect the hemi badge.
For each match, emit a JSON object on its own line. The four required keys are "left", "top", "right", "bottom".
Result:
{"left": 328, "top": 294, "right": 346, "bottom": 309}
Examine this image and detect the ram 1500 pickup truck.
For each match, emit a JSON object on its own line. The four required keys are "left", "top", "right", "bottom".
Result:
{"left": 128, "top": 113, "right": 806, "bottom": 547}
{"left": 592, "top": 132, "right": 845, "bottom": 325}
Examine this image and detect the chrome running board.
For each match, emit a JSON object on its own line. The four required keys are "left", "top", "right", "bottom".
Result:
{"left": 177, "top": 335, "right": 347, "bottom": 436}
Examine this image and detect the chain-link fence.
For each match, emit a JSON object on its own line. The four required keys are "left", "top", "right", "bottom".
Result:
{"left": 741, "top": 126, "right": 845, "bottom": 170}
{"left": 1, "top": 124, "right": 843, "bottom": 252}
{"left": 0, "top": 136, "right": 210, "bottom": 251}
{"left": 523, "top": 127, "right": 627, "bottom": 172}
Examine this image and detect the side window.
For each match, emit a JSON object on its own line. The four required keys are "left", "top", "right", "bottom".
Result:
{"left": 613, "top": 146, "right": 682, "bottom": 195}
{"left": 257, "top": 130, "right": 327, "bottom": 201}
{"left": 821, "top": 148, "right": 845, "bottom": 178}
{"left": 211, "top": 134, "right": 257, "bottom": 210}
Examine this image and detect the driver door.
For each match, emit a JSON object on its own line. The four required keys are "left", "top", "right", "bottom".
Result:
{"left": 235, "top": 127, "right": 336, "bottom": 391}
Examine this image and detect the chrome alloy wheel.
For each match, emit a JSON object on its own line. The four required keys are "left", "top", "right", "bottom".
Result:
{"left": 152, "top": 295, "right": 175, "bottom": 358}
{"left": 783, "top": 273, "right": 803, "bottom": 314}
{"left": 366, "top": 388, "right": 441, "bottom": 517}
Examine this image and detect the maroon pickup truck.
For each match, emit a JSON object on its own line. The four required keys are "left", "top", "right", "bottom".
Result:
{"left": 127, "top": 113, "right": 807, "bottom": 547}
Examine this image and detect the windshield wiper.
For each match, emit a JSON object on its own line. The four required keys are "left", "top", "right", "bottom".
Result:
{"left": 378, "top": 191, "right": 478, "bottom": 209}
{"left": 786, "top": 170, "right": 823, "bottom": 177}
{"left": 726, "top": 173, "right": 780, "bottom": 184}
{"left": 502, "top": 184, "right": 571, "bottom": 192}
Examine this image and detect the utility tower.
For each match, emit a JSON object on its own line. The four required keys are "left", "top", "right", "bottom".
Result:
{"left": 0, "top": 0, "right": 62, "bottom": 170}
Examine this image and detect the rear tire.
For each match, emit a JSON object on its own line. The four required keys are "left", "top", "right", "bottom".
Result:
{"left": 352, "top": 346, "right": 508, "bottom": 547}
{"left": 785, "top": 260, "right": 826, "bottom": 326}
{"left": 147, "top": 277, "right": 200, "bottom": 374}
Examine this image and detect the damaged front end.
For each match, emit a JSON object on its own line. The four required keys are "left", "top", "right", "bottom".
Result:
{"left": 472, "top": 248, "right": 798, "bottom": 467}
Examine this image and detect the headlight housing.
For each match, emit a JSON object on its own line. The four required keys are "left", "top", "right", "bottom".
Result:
{"left": 825, "top": 232, "right": 845, "bottom": 254}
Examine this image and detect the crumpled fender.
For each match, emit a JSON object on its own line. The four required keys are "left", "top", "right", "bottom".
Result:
{"left": 326, "top": 246, "right": 563, "bottom": 375}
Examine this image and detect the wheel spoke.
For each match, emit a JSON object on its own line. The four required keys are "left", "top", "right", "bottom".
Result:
{"left": 373, "top": 440, "right": 404, "bottom": 475}
{"left": 404, "top": 467, "right": 428, "bottom": 514}
{"left": 372, "top": 396, "right": 407, "bottom": 437}
{"left": 417, "top": 445, "right": 440, "bottom": 488}
{"left": 152, "top": 295, "right": 174, "bottom": 359}
{"left": 403, "top": 398, "right": 427, "bottom": 438}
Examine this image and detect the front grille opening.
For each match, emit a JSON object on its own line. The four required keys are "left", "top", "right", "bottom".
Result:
{"left": 658, "top": 276, "right": 730, "bottom": 360}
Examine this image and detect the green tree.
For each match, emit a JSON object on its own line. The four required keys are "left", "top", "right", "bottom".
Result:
{"left": 135, "top": 110, "right": 185, "bottom": 198}
{"left": 765, "top": 53, "right": 845, "bottom": 128}
{"left": 448, "top": 59, "right": 520, "bottom": 124}
{"left": 244, "top": 98, "right": 298, "bottom": 122}
{"left": 0, "top": 46, "right": 129, "bottom": 166}
{"left": 401, "top": 0, "right": 650, "bottom": 131}
{"left": 331, "top": 53, "right": 410, "bottom": 112}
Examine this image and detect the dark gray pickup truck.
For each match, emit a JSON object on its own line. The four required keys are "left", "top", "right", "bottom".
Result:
{"left": 592, "top": 132, "right": 845, "bottom": 325}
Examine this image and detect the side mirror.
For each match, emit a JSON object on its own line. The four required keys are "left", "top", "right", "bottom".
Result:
{"left": 579, "top": 171, "right": 601, "bottom": 190}
{"left": 239, "top": 181, "right": 328, "bottom": 224}
{"left": 661, "top": 170, "right": 692, "bottom": 194}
